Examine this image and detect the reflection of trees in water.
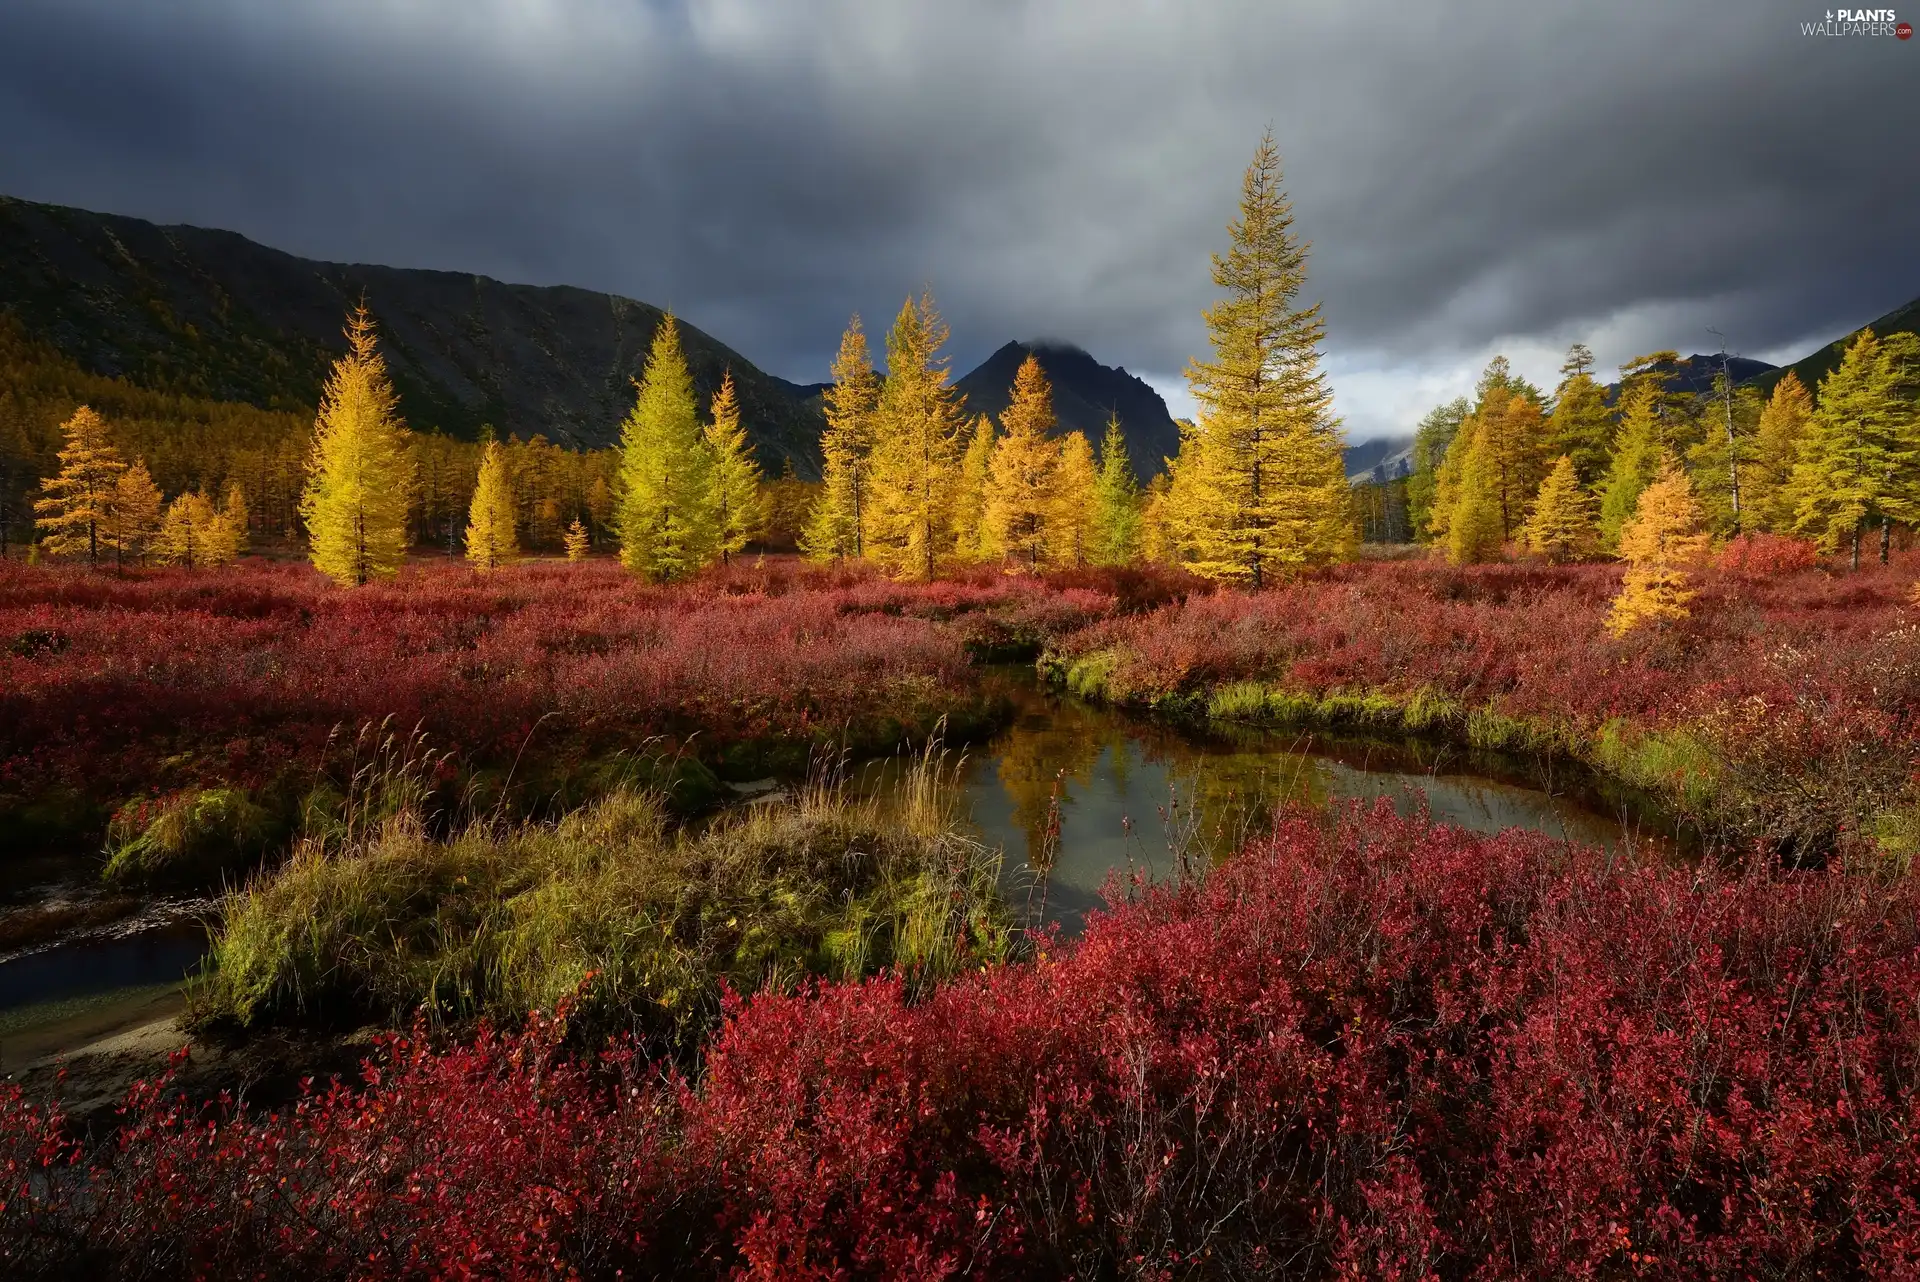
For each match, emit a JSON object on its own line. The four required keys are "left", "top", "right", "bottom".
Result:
{"left": 994, "top": 699, "right": 1117, "bottom": 867}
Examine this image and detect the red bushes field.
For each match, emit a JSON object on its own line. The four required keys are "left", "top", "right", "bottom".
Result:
{"left": 0, "top": 557, "right": 1117, "bottom": 834}
{"left": 5, "top": 807, "right": 1916, "bottom": 1278}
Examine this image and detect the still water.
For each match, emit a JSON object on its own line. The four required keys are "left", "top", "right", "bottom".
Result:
{"left": 868, "top": 672, "right": 1677, "bottom": 931}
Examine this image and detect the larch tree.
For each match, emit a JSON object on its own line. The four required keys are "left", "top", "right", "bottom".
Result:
{"left": 106, "top": 460, "right": 163, "bottom": 569}
{"left": 301, "top": 304, "right": 415, "bottom": 587}
{"left": 866, "top": 292, "right": 966, "bottom": 581}
{"left": 1523, "top": 455, "right": 1596, "bottom": 563}
{"left": 950, "top": 414, "right": 996, "bottom": 563}
{"left": 220, "top": 483, "right": 250, "bottom": 555}
{"left": 1480, "top": 386, "right": 1551, "bottom": 540}
{"left": 616, "top": 313, "right": 716, "bottom": 582}
{"left": 1053, "top": 430, "right": 1099, "bottom": 567}
{"left": 1686, "top": 376, "right": 1763, "bottom": 537}
{"left": 1091, "top": 415, "right": 1142, "bottom": 566}
{"left": 1597, "top": 380, "right": 1666, "bottom": 548}
{"left": 1788, "top": 329, "right": 1920, "bottom": 569}
{"left": 34, "top": 405, "right": 125, "bottom": 564}
{"left": 465, "top": 439, "right": 518, "bottom": 572}
{"left": 704, "top": 371, "right": 766, "bottom": 567}
{"left": 563, "top": 518, "right": 590, "bottom": 561}
{"left": 585, "top": 476, "right": 615, "bottom": 544}
{"left": 1607, "top": 457, "right": 1711, "bottom": 637}
{"left": 1444, "top": 424, "right": 1504, "bottom": 565}
{"left": 1745, "top": 373, "right": 1813, "bottom": 533}
{"left": 1182, "top": 131, "right": 1350, "bottom": 585}
{"left": 802, "top": 316, "right": 882, "bottom": 564}
{"left": 1546, "top": 344, "right": 1614, "bottom": 489}
{"left": 158, "top": 492, "right": 236, "bottom": 569}
{"left": 1407, "top": 397, "right": 1470, "bottom": 541}
{"left": 982, "top": 353, "right": 1062, "bottom": 568}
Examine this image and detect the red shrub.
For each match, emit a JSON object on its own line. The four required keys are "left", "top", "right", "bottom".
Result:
{"left": 7, "top": 811, "right": 1917, "bottom": 1278}
{"left": 1717, "top": 532, "right": 1819, "bottom": 575}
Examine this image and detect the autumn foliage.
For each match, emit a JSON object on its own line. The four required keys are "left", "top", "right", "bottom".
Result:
{"left": 5, "top": 807, "right": 1918, "bottom": 1277}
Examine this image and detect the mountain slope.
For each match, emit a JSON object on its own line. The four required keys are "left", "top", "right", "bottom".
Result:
{"left": 954, "top": 341, "right": 1180, "bottom": 480}
{"left": 1747, "top": 295, "right": 1920, "bottom": 396}
{"left": 0, "top": 196, "right": 825, "bottom": 471}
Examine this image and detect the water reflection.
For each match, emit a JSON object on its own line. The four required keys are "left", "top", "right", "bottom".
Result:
{"left": 875, "top": 673, "right": 1677, "bottom": 932}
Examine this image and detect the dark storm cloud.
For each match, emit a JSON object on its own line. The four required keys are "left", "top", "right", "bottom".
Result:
{"left": 0, "top": 0, "right": 1914, "bottom": 436}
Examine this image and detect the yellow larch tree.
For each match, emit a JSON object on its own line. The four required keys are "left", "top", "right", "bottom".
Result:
{"left": 866, "top": 292, "right": 966, "bottom": 580}
{"left": 1445, "top": 424, "right": 1504, "bottom": 565}
{"left": 983, "top": 353, "right": 1062, "bottom": 568}
{"left": 465, "top": 440, "right": 518, "bottom": 572}
{"left": 1607, "top": 457, "right": 1712, "bottom": 637}
{"left": 563, "top": 517, "right": 590, "bottom": 561}
{"left": 105, "top": 460, "right": 163, "bottom": 569}
{"left": 158, "top": 492, "right": 237, "bottom": 569}
{"left": 1597, "top": 379, "right": 1667, "bottom": 549}
{"left": 1052, "top": 430, "right": 1098, "bottom": 567}
{"left": 1787, "top": 330, "right": 1920, "bottom": 569}
{"left": 616, "top": 313, "right": 716, "bottom": 582}
{"left": 1523, "top": 455, "right": 1596, "bottom": 563}
{"left": 219, "top": 483, "right": 250, "bottom": 556}
{"left": 34, "top": 405, "right": 125, "bottom": 564}
{"left": 950, "top": 414, "right": 996, "bottom": 563}
{"left": 1745, "top": 372, "right": 1813, "bottom": 533}
{"left": 1180, "top": 131, "right": 1350, "bottom": 585}
{"left": 802, "top": 316, "right": 882, "bottom": 563}
{"left": 1481, "top": 388, "right": 1551, "bottom": 540}
{"left": 301, "top": 304, "right": 415, "bottom": 586}
{"left": 704, "top": 370, "right": 766, "bottom": 568}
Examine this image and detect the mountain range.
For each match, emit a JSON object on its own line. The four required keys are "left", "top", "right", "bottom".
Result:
{"left": 0, "top": 196, "right": 1181, "bottom": 479}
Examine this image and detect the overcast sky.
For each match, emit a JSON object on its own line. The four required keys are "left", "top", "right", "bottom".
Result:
{"left": 1, "top": 0, "right": 1914, "bottom": 440}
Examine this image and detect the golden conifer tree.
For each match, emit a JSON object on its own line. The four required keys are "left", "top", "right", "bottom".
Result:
{"left": 1053, "top": 430, "right": 1099, "bottom": 567}
{"left": 465, "top": 440, "right": 518, "bottom": 572}
{"left": 1181, "top": 131, "right": 1350, "bottom": 585}
{"left": 704, "top": 370, "right": 766, "bottom": 567}
{"left": 616, "top": 313, "right": 716, "bottom": 582}
{"left": 105, "top": 460, "right": 163, "bottom": 569}
{"left": 866, "top": 292, "right": 965, "bottom": 580}
{"left": 802, "top": 316, "right": 882, "bottom": 563}
{"left": 982, "top": 354, "right": 1061, "bottom": 568}
{"left": 1523, "top": 455, "right": 1596, "bottom": 563}
{"left": 1445, "top": 426, "right": 1504, "bottom": 565}
{"left": 585, "top": 475, "right": 614, "bottom": 544}
{"left": 1138, "top": 472, "right": 1176, "bottom": 564}
{"left": 1597, "top": 380, "right": 1666, "bottom": 548}
{"left": 34, "top": 405, "right": 125, "bottom": 564}
{"left": 1745, "top": 372, "right": 1813, "bottom": 533}
{"left": 1091, "top": 415, "right": 1141, "bottom": 566}
{"left": 157, "top": 492, "right": 234, "bottom": 569}
{"left": 949, "top": 414, "right": 996, "bottom": 563}
{"left": 563, "top": 517, "right": 590, "bottom": 561}
{"left": 1545, "top": 344, "right": 1614, "bottom": 488}
{"left": 219, "top": 483, "right": 250, "bottom": 556}
{"left": 1607, "top": 458, "right": 1711, "bottom": 636}
{"left": 301, "top": 305, "right": 414, "bottom": 586}
{"left": 1482, "top": 388, "right": 1551, "bottom": 539}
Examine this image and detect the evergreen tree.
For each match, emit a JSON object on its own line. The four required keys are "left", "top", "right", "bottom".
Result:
{"left": 983, "top": 354, "right": 1062, "bottom": 568}
{"left": 1407, "top": 397, "right": 1470, "bottom": 540}
{"left": 866, "top": 292, "right": 965, "bottom": 581}
{"left": 563, "top": 517, "right": 590, "bottom": 561}
{"left": 1091, "top": 415, "right": 1142, "bottom": 566}
{"left": 616, "top": 313, "right": 716, "bottom": 582}
{"left": 704, "top": 371, "right": 765, "bottom": 567}
{"left": 1482, "top": 387, "right": 1551, "bottom": 539}
{"left": 1618, "top": 351, "right": 1699, "bottom": 454}
{"left": 1788, "top": 329, "right": 1920, "bottom": 568}
{"left": 465, "top": 440, "right": 518, "bottom": 572}
{"left": 1686, "top": 376, "right": 1763, "bottom": 537}
{"left": 34, "top": 405, "right": 125, "bottom": 564}
{"left": 1181, "top": 131, "right": 1350, "bottom": 585}
{"left": 1138, "top": 471, "right": 1177, "bottom": 565}
{"left": 1523, "top": 455, "right": 1596, "bottom": 563}
{"left": 1546, "top": 344, "right": 1614, "bottom": 488}
{"left": 1445, "top": 424, "right": 1504, "bottom": 565}
{"left": 301, "top": 305, "right": 415, "bottom": 587}
{"left": 157, "top": 491, "right": 235, "bottom": 569}
{"left": 1607, "top": 458, "right": 1711, "bottom": 637}
{"left": 105, "top": 460, "right": 163, "bottom": 569}
{"left": 1597, "top": 380, "right": 1665, "bottom": 547}
{"left": 1745, "top": 373, "right": 1813, "bottom": 533}
{"left": 802, "top": 316, "right": 882, "bottom": 563}
{"left": 1053, "top": 430, "right": 1099, "bottom": 567}
{"left": 950, "top": 414, "right": 996, "bottom": 563}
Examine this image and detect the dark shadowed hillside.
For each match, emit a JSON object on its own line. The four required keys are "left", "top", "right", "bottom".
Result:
{"left": 954, "top": 340, "right": 1180, "bottom": 480}
{"left": 1747, "top": 294, "right": 1920, "bottom": 396}
{"left": 0, "top": 196, "right": 825, "bottom": 471}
